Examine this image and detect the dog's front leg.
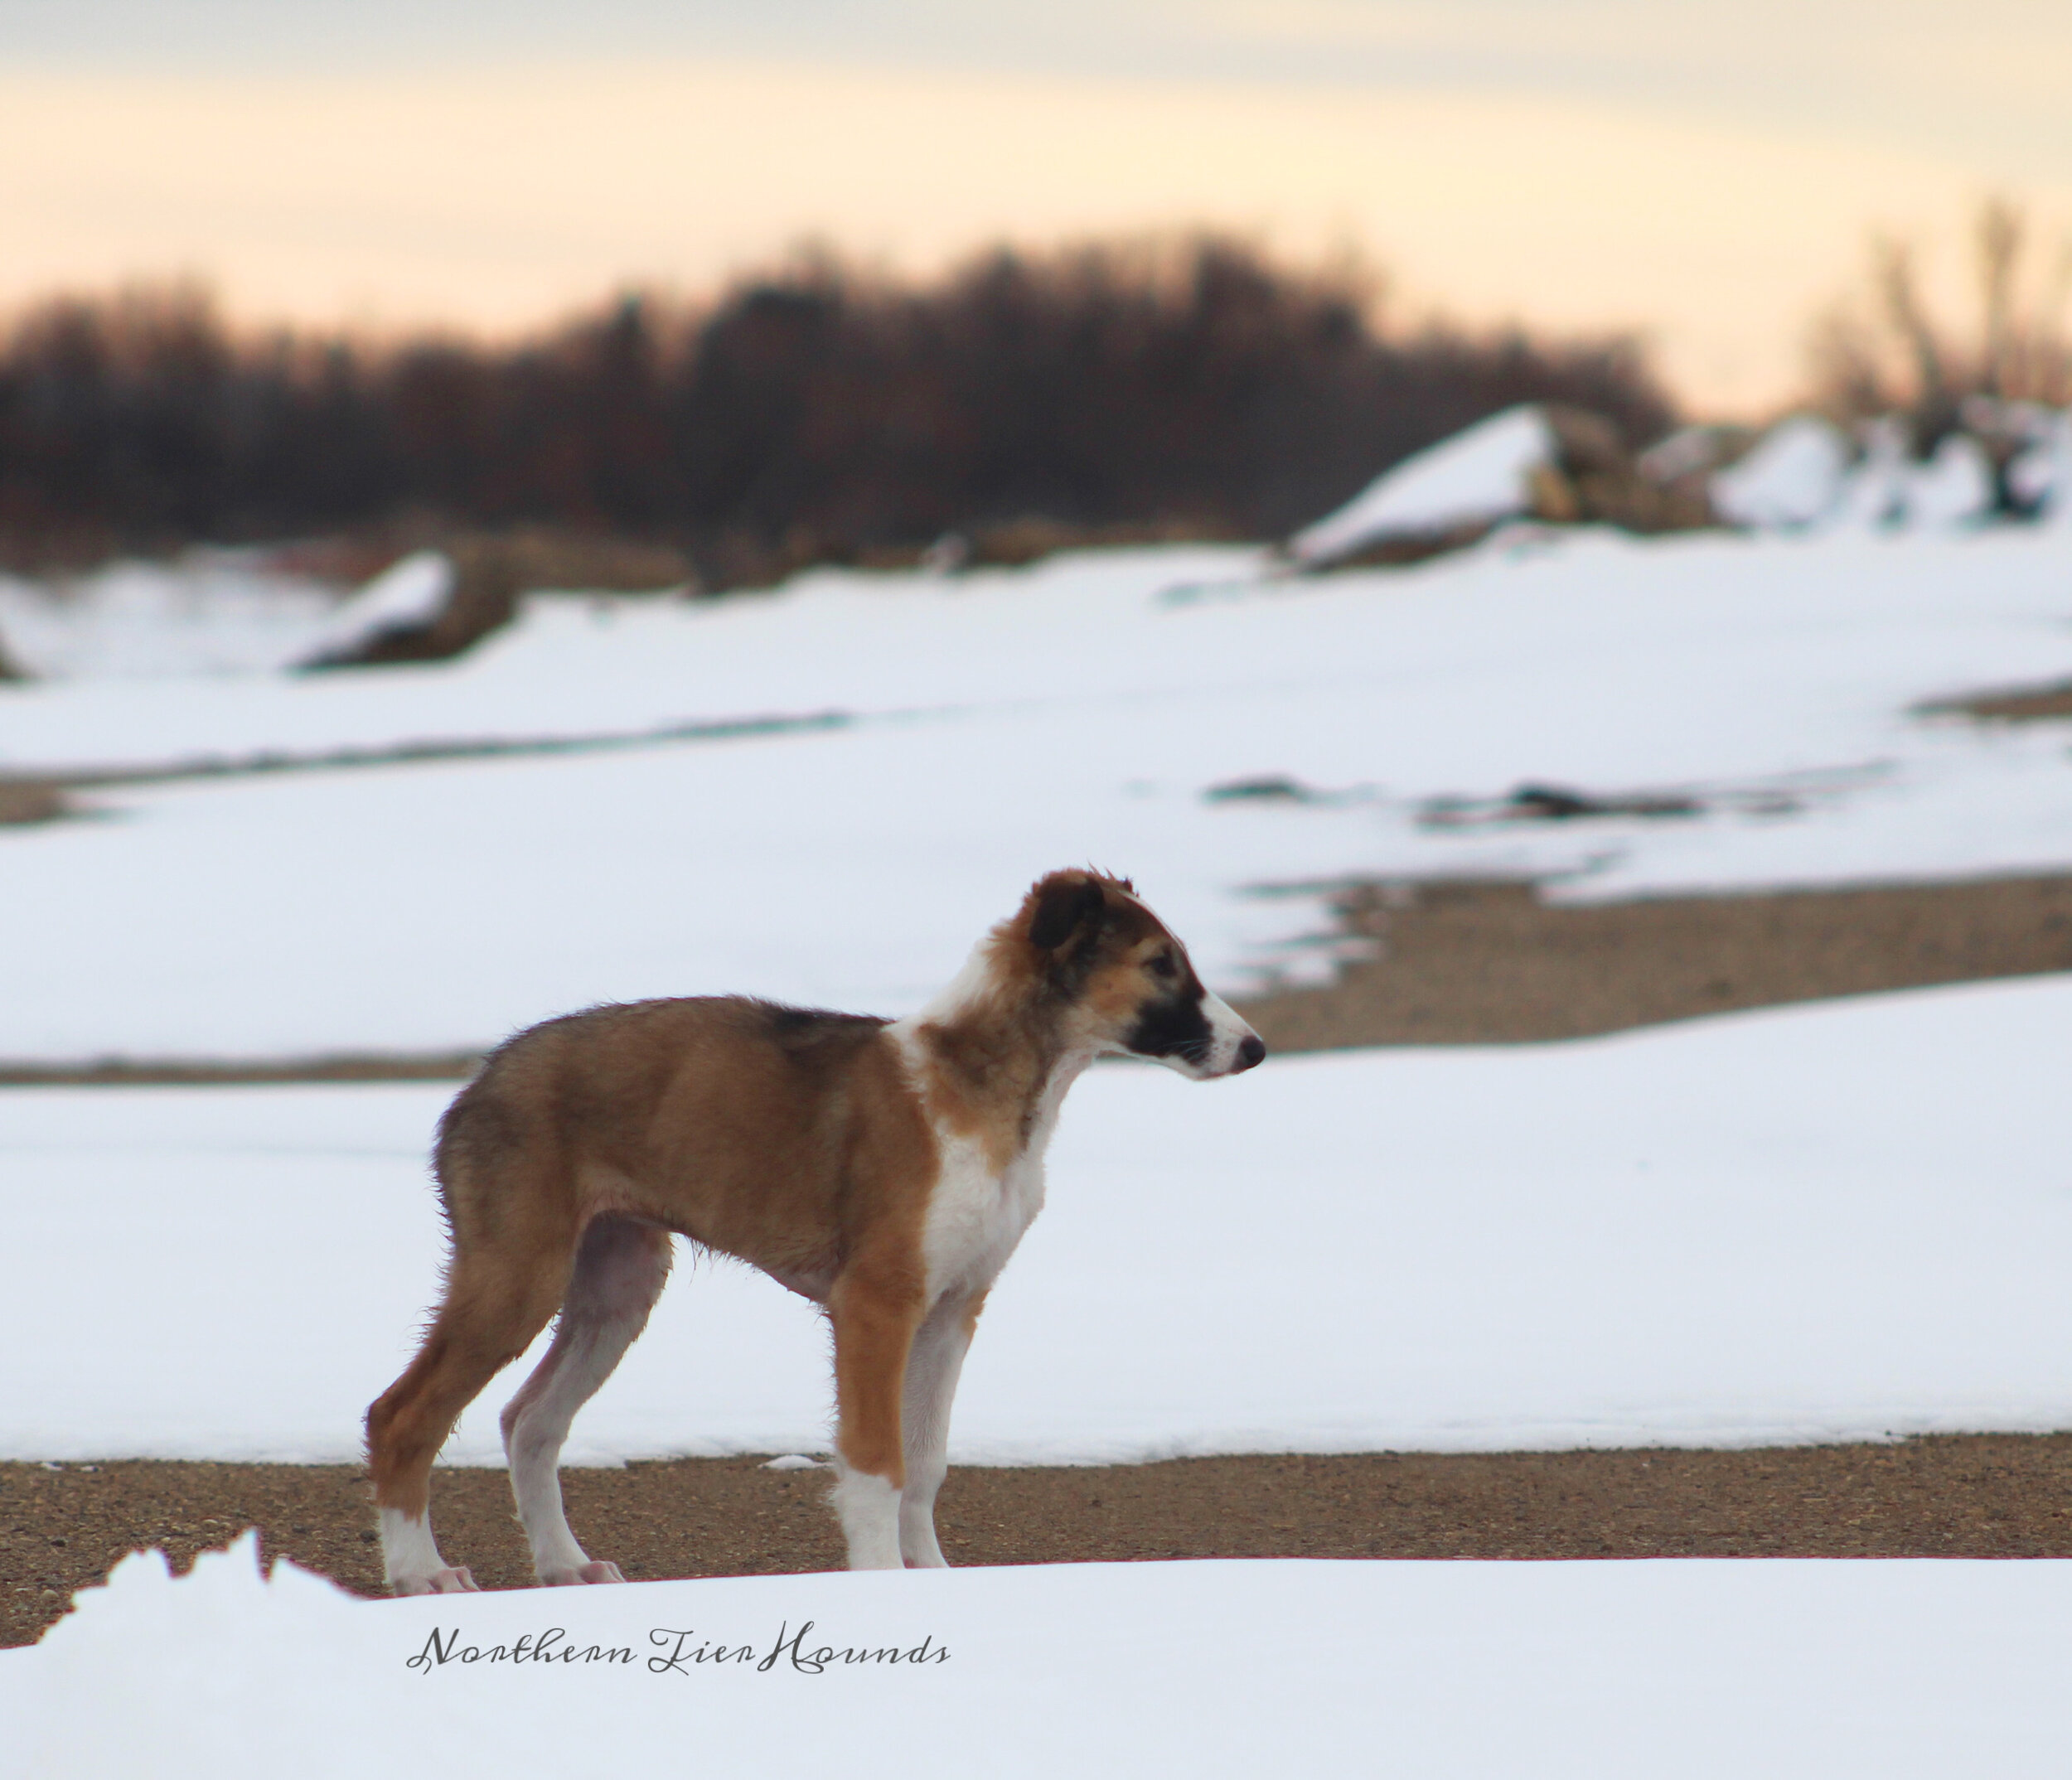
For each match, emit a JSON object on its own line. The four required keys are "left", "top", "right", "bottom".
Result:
{"left": 828, "top": 1265, "right": 924, "bottom": 1570}
{"left": 898, "top": 1289, "right": 986, "bottom": 1567}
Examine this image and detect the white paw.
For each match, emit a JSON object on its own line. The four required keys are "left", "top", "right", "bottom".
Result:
{"left": 540, "top": 1560, "right": 626, "bottom": 1586}
{"left": 900, "top": 1533, "right": 950, "bottom": 1569}
{"left": 394, "top": 1565, "right": 480, "bottom": 1597}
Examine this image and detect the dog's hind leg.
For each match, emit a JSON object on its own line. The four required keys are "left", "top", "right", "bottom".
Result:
{"left": 366, "top": 1221, "right": 575, "bottom": 1596}
{"left": 500, "top": 1215, "right": 673, "bottom": 1587}
{"left": 897, "top": 1290, "right": 985, "bottom": 1568}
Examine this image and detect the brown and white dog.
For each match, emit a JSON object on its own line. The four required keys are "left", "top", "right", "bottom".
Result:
{"left": 365, "top": 868, "right": 1265, "bottom": 1594}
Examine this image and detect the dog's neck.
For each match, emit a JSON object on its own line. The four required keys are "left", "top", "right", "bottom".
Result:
{"left": 900, "top": 937, "right": 1093, "bottom": 1166}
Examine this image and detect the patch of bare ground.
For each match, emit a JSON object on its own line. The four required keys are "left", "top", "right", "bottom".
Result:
{"left": 0, "top": 780, "right": 65, "bottom": 826}
{"left": 1235, "top": 872, "right": 2072, "bottom": 1052}
{"left": 8, "top": 1437, "right": 2072, "bottom": 1646}
{"left": 0, "top": 1053, "right": 486, "bottom": 1087}
{"left": 0, "top": 706, "right": 849, "bottom": 805}
{"left": 1920, "top": 680, "right": 2072, "bottom": 723}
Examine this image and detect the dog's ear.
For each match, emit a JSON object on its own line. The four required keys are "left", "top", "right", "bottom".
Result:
{"left": 1028, "top": 873, "right": 1107, "bottom": 954}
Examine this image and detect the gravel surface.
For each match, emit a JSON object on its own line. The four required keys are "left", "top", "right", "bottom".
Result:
{"left": 10, "top": 1437, "right": 2072, "bottom": 1647}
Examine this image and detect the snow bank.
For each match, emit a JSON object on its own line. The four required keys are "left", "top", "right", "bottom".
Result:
{"left": 2011, "top": 409, "right": 2072, "bottom": 525}
{"left": 1711, "top": 414, "right": 1850, "bottom": 529}
{"left": 289, "top": 550, "right": 452, "bottom": 665}
{"left": 0, "top": 556, "right": 340, "bottom": 680}
{"left": 1909, "top": 432, "right": 1996, "bottom": 527}
{"left": 6, "top": 975, "right": 2070, "bottom": 1468}
{"left": 3, "top": 1536, "right": 2066, "bottom": 1779}
{"left": 1729, "top": 414, "right": 2021, "bottom": 535}
{"left": 1828, "top": 415, "right": 1910, "bottom": 530}
{"left": 0, "top": 544, "right": 1260, "bottom": 776}
{"left": 1287, "top": 404, "right": 1551, "bottom": 564}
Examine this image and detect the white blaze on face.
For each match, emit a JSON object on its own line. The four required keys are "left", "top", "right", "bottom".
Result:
{"left": 1190, "top": 988, "right": 1266, "bottom": 1080}
{"left": 1206, "top": 989, "right": 1265, "bottom": 1074}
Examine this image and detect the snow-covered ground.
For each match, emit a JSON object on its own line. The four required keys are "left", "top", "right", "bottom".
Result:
{"left": 7, "top": 510, "right": 2072, "bottom": 1760}
{"left": 7, "top": 973, "right": 2067, "bottom": 1467}
{"left": 3, "top": 524, "right": 2072, "bottom": 1060}
{"left": 6, "top": 1541, "right": 2068, "bottom": 1779}
{"left": 0, "top": 553, "right": 346, "bottom": 680}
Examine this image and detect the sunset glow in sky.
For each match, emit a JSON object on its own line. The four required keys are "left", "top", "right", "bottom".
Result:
{"left": 2, "top": 0, "right": 2067, "bottom": 412}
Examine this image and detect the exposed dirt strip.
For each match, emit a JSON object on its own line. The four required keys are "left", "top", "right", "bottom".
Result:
{"left": 0, "top": 1052, "right": 487, "bottom": 1086}
{"left": 1240, "top": 870, "right": 2072, "bottom": 1052}
{"left": 0, "top": 707, "right": 852, "bottom": 830}
{"left": 8, "top": 1438, "right": 2071, "bottom": 1647}
{"left": 1920, "top": 678, "right": 2072, "bottom": 723}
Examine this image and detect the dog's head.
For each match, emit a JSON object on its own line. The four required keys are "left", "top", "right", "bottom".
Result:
{"left": 1013, "top": 869, "right": 1266, "bottom": 1081}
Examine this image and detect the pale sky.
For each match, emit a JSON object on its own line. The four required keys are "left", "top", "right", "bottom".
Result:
{"left": 2, "top": 0, "right": 2068, "bottom": 412}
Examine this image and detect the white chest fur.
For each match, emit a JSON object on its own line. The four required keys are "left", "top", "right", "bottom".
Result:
{"left": 918, "top": 1126, "right": 1050, "bottom": 1303}
{"left": 890, "top": 1023, "right": 1086, "bottom": 1306}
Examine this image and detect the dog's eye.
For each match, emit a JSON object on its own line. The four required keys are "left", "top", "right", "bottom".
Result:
{"left": 1146, "top": 954, "right": 1177, "bottom": 979}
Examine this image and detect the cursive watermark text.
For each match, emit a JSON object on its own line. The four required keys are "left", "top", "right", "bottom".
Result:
{"left": 406, "top": 1620, "right": 950, "bottom": 1676}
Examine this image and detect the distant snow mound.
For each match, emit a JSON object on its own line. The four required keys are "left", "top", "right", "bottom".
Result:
{"left": 1906, "top": 433, "right": 1995, "bottom": 529}
{"left": 1828, "top": 422, "right": 1994, "bottom": 533}
{"left": 1711, "top": 417, "right": 1850, "bottom": 530}
{"left": 293, "top": 552, "right": 453, "bottom": 668}
{"left": 1828, "top": 417, "right": 1911, "bottom": 531}
{"left": 2003, "top": 409, "right": 2072, "bottom": 529}
{"left": 1288, "top": 405, "right": 1554, "bottom": 568}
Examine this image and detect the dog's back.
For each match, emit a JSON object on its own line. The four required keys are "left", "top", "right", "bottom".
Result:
{"left": 437, "top": 996, "right": 930, "bottom": 1294}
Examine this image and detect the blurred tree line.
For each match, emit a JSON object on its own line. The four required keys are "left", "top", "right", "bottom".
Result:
{"left": 0, "top": 238, "right": 1675, "bottom": 586}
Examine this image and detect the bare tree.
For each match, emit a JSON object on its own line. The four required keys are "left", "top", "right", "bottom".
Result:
{"left": 1873, "top": 235, "right": 1953, "bottom": 434}
{"left": 1807, "top": 197, "right": 2072, "bottom": 447}
{"left": 1976, "top": 197, "right": 2022, "bottom": 398}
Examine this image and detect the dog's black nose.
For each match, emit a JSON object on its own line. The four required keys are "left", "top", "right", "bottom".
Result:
{"left": 1232, "top": 1035, "right": 1266, "bottom": 1073}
